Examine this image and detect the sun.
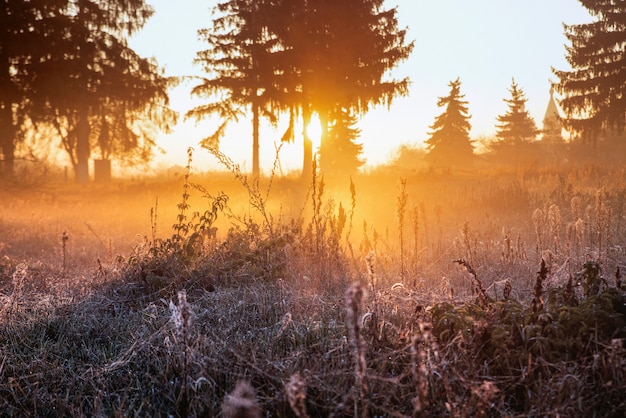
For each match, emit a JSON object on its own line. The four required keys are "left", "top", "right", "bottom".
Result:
{"left": 306, "top": 113, "right": 323, "bottom": 152}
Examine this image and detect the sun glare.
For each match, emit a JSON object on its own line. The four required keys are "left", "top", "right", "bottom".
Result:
{"left": 306, "top": 113, "right": 323, "bottom": 152}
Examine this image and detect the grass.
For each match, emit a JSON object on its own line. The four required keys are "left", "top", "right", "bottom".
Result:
{"left": 0, "top": 157, "right": 625, "bottom": 417}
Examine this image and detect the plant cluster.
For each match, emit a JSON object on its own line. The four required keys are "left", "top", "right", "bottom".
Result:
{"left": 0, "top": 160, "right": 625, "bottom": 416}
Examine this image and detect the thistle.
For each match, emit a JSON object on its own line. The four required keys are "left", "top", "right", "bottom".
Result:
{"left": 345, "top": 282, "right": 369, "bottom": 417}
{"left": 285, "top": 373, "right": 309, "bottom": 418}
{"left": 169, "top": 289, "right": 195, "bottom": 418}
{"left": 221, "top": 380, "right": 261, "bottom": 418}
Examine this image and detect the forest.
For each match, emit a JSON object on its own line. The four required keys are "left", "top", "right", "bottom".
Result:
{"left": 1, "top": 1, "right": 625, "bottom": 417}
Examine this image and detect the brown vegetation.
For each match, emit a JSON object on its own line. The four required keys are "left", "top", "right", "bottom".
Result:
{"left": 0, "top": 156, "right": 625, "bottom": 416}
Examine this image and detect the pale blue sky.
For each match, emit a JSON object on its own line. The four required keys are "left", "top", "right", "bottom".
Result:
{"left": 130, "top": 0, "right": 592, "bottom": 172}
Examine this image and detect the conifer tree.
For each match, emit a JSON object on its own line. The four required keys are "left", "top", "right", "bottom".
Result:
{"left": 495, "top": 78, "right": 539, "bottom": 145}
{"left": 1, "top": 0, "right": 175, "bottom": 182}
{"left": 553, "top": 0, "right": 626, "bottom": 143}
{"left": 190, "top": 0, "right": 279, "bottom": 179}
{"left": 318, "top": 109, "right": 364, "bottom": 176}
{"left": 0, "top": 0, "right": 67, "bottom": 177}
{"left": 193, "top": 0, "right": 413, "bottom": 179}
{"left": 425, "top": 78, "right": 473, "bottom": 168}
{"left": 273, "top": 0, "right": 413, "bottom": 179}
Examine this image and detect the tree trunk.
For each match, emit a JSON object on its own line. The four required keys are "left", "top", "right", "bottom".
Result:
{"left": 0, "top": 136, "right": 15, "bottom": 179}
{"left": 0, "top": 104, "right": 16, "bottom": 178}
{"left": 301, "top": 108, "right": 313, "bottom": 181}
{"left": 318, "top": 111, "right": 329, "bottom": 174}
{"left": 75, "top": 107, "right": 90, "bottom": 183}
{"left": 252, "top": 101, "right": 260, "bottom": 179}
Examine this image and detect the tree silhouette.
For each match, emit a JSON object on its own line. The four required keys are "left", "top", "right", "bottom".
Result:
{"left": 553, "top": 0, "right": 626, "bottom": 144}
{"left": 318, "top": 109, "right": 364, "bottom": 177}
{"left": 272, "top": 0, "right": 413, "bottom": 179}
{"left": 194, "top": 0, "right": 412, "bottom": 179}
{"left": 1, "top": 0, "right": 175, "bottom": 182}
{"left": 190, "top": 0, "right": 279, "bottom": 179}
{"left": 0, "top": 0, "right": 67, "bottom": 177}
{"left": 425, "top": 78, "right": 473, "bottom": 168}
{"left": 53, "top": 1, "right": 174, "bottom": 182}
{"left": 495, "top": 78, "right": 539, "bottom": 145}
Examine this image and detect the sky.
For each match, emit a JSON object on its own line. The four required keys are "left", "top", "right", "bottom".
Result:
{"left": 129, "top": 0, "right": 593, "bottom": 174}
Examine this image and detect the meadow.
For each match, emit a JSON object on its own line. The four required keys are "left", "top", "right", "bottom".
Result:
{"left": 0, "top": 154, "right": 624, "bottom": 417}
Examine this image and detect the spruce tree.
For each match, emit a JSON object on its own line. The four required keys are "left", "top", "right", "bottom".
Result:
{"left": 190, "top": 0, "right": 279, "bottom": 178}
{"left": 495, "top": 78, "right": 539, "bottom": 145}
{"left": 24, "top": 0, "right": 174, "bottom": 183}
{"left": 553, "top": 0, "right": 626, "bottom": 142}
{"left": 264, "top": 0, "right": 413, "bottom": 179}
{"left": 425, "top": 78, "right": 473, "bottom": 168}
{"left": 192, "top": 0, "right": 412, "bottom": 179}
{"left": 0, "top": 0, "right": 67, "bottom": 177}
{"left": 318, "top": 109, "right": 364, "bottom": 176}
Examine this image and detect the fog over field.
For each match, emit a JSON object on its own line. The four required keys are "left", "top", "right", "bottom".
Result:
{"left": 1, "top": 1, "right": 625, "bottom": 416}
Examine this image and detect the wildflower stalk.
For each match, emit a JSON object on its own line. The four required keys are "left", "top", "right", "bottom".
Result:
{"left": 170, "top": 289, "right": 195, "bottom": 418}
{"left": 221, "top": 380, "right": 261, "bottom": 418}
{"left": 454, "top": 259, "right": 488, "bottom": 307}
{"left": 285, "top": 373, "right": 309, "bottom": 418}
{"left": 345, "top": 282, "right": 369, "bottom": 417}
{"left": 397, "top": 178, "right": 408, "bottom": 283}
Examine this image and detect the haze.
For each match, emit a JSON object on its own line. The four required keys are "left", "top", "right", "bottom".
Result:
{"left": 130, "top": 0, "right": 592, "bottom": 173}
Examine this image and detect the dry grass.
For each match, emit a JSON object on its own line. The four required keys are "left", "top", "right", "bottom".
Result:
{"left": 0, "top": 160, "right": 624, "bottom": 416}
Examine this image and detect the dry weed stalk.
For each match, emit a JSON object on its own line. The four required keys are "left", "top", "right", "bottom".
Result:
{"left": 454, "top": 259, "right": 488, "bottom": 307}
{"left": 150, "top": 197, "right": 158, "bottom": 244}
{"left": 397, "top": 178, "right": 408, "bottom": 282}
{"left": 565, "top": 221, "right": 575, "bottom": 258}
{"left": 221, "top": 380, "right": 262, "bottom": 418}
{"left": 503, "top": 278, "right": 512, "bottom": 300}
{"left": 412, "top": 204, "right": 420, "bottom": 282}
{"left": 169, "top": 289, "right": 195, "bottom": 418}
{"left": 531, "top": 259, "right": 548, "bottom": 322}
{"left": 470, "top": 380, "right": 500, "bottom": 418}
{"left": 345, "top": 177, "right": 357, "bottom": 250}
{"left": 411, "top": 320, "right": 450, "bottom": 416}
{"left": 461, "top": 221, "right": 474, "bottom": 266}
{"left": 548, "top": 204, "right": 561, "bottom": 253}
{"left": 62, "top": 231, "right": 69, "bottom": 272}
{"left": 173, "top": 148, "right": 194, "bottom": 246}
{"left": 516, "top": 233, "right": 527, "bottom": 261}
{"left": 365, "top": 251, "right": 377, "bottom": 292}
{"left": 4, "top": 262, "right": 27, "bottom": 314}
{"left": 411, "top": 322, "right": 432, "bottom": 415}
{"left": 595, "top": 189, "right": 605, "bottom": 258}
{"left": 285, "top": 373, "right": 309, "bottom": 418}
{"left": 571, "top": 195, "right": 582, "bottom": 220}
{"left": 502, "top": 233, "right": 512, "bottom": 263}
{"left": 204, "top": 145, "right": 274, "bottom": 235}
{"left": 275, "top": 312, "right": 292, "bottom": 339}
{"left": 532, "top": 208, "right": 544, "bottom": 257}
{"left": 344, "top": 282, "right": 369, "bottom": 417}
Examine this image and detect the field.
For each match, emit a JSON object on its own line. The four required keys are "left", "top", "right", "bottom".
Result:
{"left": 0, "top": 159, "right": 625, "bottom": 417}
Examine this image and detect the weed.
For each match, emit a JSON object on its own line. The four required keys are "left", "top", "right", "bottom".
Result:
{"left": 285, "top": 373, "right": 309, "bottom": 418}
{"left": 221, "top": 380, "right": 261, "bottom": 418}
{"left": 345, "top": 282, "right": 369, "bottom": 417}
{"left": 0, "top": 163, "right": 625, "bottom": 416}
{"left": 454, "top": 258, "right": 488, "bottom": 307}
{"left": 531, "top": 259, "right": 548, "bottom": 321}
{"left": 397, "top": 178, "right": 408, "bottom": 282}
{"left": 62, "top": 230, "right": 69, "bottom": 273}
{"left": 169, "top": 289, "right": 195, "bottom": 417}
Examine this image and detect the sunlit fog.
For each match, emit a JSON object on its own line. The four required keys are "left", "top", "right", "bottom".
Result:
{"left": 1, "top": 1, "right": 624, "bottom": 416}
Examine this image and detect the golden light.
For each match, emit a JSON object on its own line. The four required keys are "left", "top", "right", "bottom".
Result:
{"left": 306, "top": 113, "right": 323, "bottom": 152}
